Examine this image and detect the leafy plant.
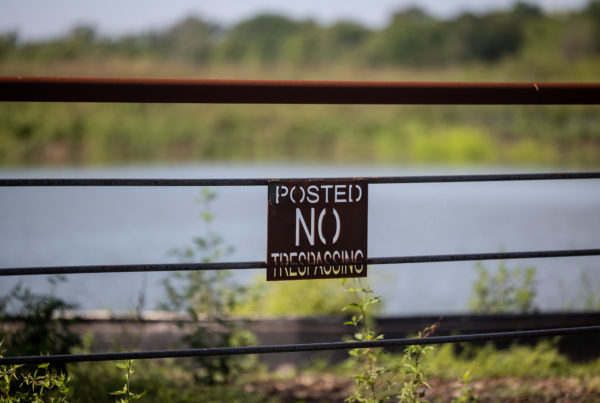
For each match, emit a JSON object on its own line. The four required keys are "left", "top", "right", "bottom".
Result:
{"left": 110, "top": 360, "right": 146, "bottom": 403}
{"left": 0, "top": 278, "right": 77, "bottom": 401}
{"left": 161, "top": 188, "right": 256, "bottom": 385}
{"left": 342, "top": 280, "right": 444, "bottom": 403}
{"left": 0, "top": 340, "right": 70, "bottom": 402}
{"left": 0, "top": 279, "right": 80, "bottom": 359}
{"left": 396, "top": 319, "right": 441, "bottom": 403}
{"left": 343, "top": 279, "right": 392, "bottom": 402}
{"left": 452, "top": 370, "right": 479, "bottom": 403}
{"left": 469, "top": 261, "right": 537, "bottom": 314}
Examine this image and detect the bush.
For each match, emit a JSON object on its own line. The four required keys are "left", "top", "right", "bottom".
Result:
{"left": 469, "top": 261, "right": 537, "bottom": 314}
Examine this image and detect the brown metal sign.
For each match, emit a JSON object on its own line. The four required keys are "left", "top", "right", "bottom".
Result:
{"left": 267, "top": 180, "right": 368, "bottom": 281}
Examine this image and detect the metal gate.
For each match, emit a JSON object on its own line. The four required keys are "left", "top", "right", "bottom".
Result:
{"left": 1, "top": 77, "right": 599, "bottom": 365}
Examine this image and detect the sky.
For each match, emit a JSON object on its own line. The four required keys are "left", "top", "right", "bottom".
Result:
{"left": 1, "top": 0, "right": 589, "bottom": 41}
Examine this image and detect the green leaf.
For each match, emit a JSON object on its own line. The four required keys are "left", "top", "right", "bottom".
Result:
{"left": 110, "top": 384, "right": 128, "bottom": 395}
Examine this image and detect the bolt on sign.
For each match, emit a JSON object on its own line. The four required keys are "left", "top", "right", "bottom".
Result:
{"left": 267, "top": 180, "right": 368, "bottom": 281}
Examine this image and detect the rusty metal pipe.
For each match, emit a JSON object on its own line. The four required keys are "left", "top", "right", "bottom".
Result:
{"left": 1, "top": 77, "right": 599, "bottom": 104}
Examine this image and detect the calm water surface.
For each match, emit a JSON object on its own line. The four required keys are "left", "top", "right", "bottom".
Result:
{"left": 1, "top": 164, "right": 599, "bottom": 315}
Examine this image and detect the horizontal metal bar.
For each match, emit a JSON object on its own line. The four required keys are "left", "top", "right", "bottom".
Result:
{"left": 369, "top": 249, "right": 600, "bottom": 265}
{"left": 1, "top": 77, "right": 600, "bottom": 104}
{"left": 1, "top": 325, "right": 598, "bottom": 365}
{"left": 1, "top": 248, "right": 598, "bottom": 276}
{"left": 0, "top": 178, "right": 268, "bottom": 187}
{"left": 0, "top": 261, "right": 266, "bottom": 276}
{"left": 1, "top": 172, "right": 599, "bottom": 187}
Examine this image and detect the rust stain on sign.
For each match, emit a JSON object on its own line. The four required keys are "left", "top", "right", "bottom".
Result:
{"left": 267, "top": 180, "right": 368, "bottom": 281}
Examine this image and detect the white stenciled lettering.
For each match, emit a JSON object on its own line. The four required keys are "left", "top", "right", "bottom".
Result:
{"left": 318, "top": 208, "right": 327, "bottom": 245}
{"left": 269, "top": 249, "right": 366, "bottom": 279}
{"left": 298, "top": 252, "right": 307, "bottom": 265}
{"left": 354, "top": 249, "right": 364, "bottom": 273}
{"left": 276, "top": 185, "right": 288, "bottom": 204}
{"left": 289, "top": 186, "right": 307, "bottom": 204}
{"left": 354, "top": 184, "right": 362, "bottom": 202}
{"left": 332, "top": 208, "right": 340, "bottom": 244}
{"left": 335, "top": 185, "right": 346, "bottom": 203}
{"left": 296, "top": 208, "right": 315, "bottom": 246}
{"left": 275, "top": 183, "right": 363, "bottom": 205}
{"left": 307, "top": 185, "right": 319, "bottom": 203}
{"left": 271, "top": 252, "right": 279, "bottom": 278}
{"left": 322, "top": 185, "right": 333, "bottom": 203}
{"left": 332, "top": 250, "right": 341, "bottom": 264}
{"left": 297, "top": 186, "right": 306, "bottom": 203}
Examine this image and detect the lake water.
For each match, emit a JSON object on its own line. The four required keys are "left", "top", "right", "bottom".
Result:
{"left": 1, "top": 163, "right": 599, "bottom": 315}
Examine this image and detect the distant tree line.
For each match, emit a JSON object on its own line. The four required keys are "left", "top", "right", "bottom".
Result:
{"left": 1, "top": 1, "right": 600, "bottom": 67}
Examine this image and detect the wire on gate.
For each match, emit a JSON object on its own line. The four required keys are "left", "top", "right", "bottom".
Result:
{"left": 1, "top": 172, "right": 600, "bottom": 187}
{"left": 0, "top": 325, "right": 598, "bottom": 365}
{"left": 1, "top": 248, "right": 599, "bottom": 276}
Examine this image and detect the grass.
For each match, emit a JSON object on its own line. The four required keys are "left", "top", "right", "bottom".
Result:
{"left": 68, "top": 358, "right": 274, "bottom": 403}
{"left": 62, "top": 341, "right": 600, "bottom": 402}
{"left": 1, "top": 100, "right": 598, "bottom": 167}
{"left": 414, "top": 340, "right": 600, "bottom": 380}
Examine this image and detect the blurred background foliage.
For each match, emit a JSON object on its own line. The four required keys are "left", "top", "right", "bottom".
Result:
{"left": 234, "top": 278, "right": 363, "bottom": 317}
{"left": 0, "top": 1, "right": 599, "bottom": 167}
{"left": 2, "top": 2, "right": 599, "bottom": 69}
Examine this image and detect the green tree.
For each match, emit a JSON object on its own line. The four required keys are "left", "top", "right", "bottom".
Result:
{"left": 584, "top": 0, "right": 600, "bottom": 52}
{"left": 454, "top": 10, "right": 525, "bottom": 62}
{"left": 367, "top": 8, "right": 451, "bottom": 66}
{"left": 324, "top": 21, "right": 371, "bottom": 61}
{"left": 152, "top": 16, "right": 219, "bottom": 63}
{"left": 0, "top": 32, "right": 17, "bottom": 58}
{"left": 217, "top": 14, "right": 306, "bottom": 64}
